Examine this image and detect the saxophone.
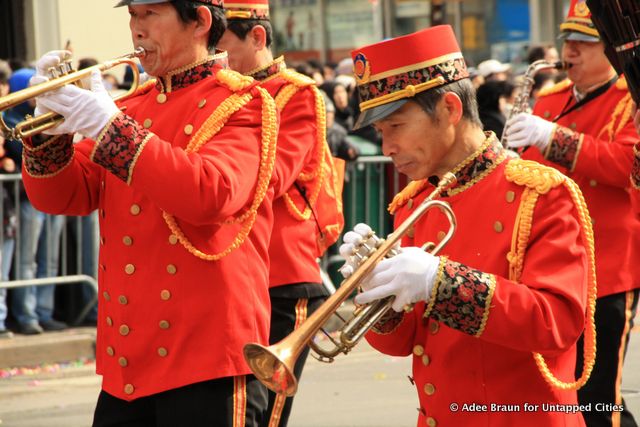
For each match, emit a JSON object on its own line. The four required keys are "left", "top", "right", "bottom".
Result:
{"left": 501, "top": 59, "right": 568, "bottom": 149}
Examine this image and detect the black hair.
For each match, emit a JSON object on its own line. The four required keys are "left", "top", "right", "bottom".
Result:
{"left": 171, "top": 1, "right": 227, "bottom": 50}
{"left": 226, "top": 19, "right": 273, "bottom": 49}
{"left": 412, "top": 79, "right": 482, "bottom": 127}
{"left": 476, "top": 80, "right": 515, "bottom": 112}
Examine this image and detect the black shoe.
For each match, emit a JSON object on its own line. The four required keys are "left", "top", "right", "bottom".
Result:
{"left": 40, "top": 319, "right": 68, "bottom": 331}
{"left": 0, "top": 329, "right": 13, "bottom": 339}
{"left": 17, "top": 323, "right": 44, "bottom": 335}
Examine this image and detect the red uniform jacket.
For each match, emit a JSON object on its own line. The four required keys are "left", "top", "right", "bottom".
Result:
{"left": 366, "top": 137, "right": 593, "bottom": 427}
{"left": 526, "top": 77, "right": 640, "bottom": 297}
{"left": 249, "top": 58, "right": 342, "bottom": 288}
{"left": 21, "top": 57, "right": 284, "bottom": 400}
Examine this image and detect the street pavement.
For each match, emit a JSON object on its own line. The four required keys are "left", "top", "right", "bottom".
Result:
{"left": 0, "top": 328, "right": 638, "bottom": 427}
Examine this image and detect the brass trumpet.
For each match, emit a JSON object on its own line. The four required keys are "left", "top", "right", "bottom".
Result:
{"left": 244, "top": 172, "right": 457, "bottom": 396}
{"left": 0, "top": 47, "right": 146, "bottom": 141}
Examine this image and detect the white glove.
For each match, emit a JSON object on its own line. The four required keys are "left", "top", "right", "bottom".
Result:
{"left": 504, "top": 112, "right": 556, "bottom": 152}
{"left": 37, "top": 69, "right": 120, "bottom": 139}
{"left": 30, "top": 51, "right": 72, "bottom": 122}
{"left": 339, "top": 223, "right": 374, "bottom": 278}
{"left": 354, "top": 247, "right": 440, "bottom": 312}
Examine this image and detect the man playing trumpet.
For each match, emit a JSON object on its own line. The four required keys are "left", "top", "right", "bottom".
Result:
{"left": 340, "top": 25, "right": 597, "bottom": 426}
{"left": 19, "top": 0, "right": 290, "bottom": 425}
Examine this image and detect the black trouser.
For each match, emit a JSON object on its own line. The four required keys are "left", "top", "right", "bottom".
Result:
{"left": 93, "top": 375, "right": 268, "bottom": 427}
{"left": 576, "top": 289, "right": 639, "bottom": 427}
{"left": 263, "top": 295, "right": 326, "bottom": 427}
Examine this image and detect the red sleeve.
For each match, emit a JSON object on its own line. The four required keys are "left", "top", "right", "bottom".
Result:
{"left": 22, "top": 136, "right": 103, "bottom": 216}
{"left": 544, "top": 120, "right": 637, "bottom": 189}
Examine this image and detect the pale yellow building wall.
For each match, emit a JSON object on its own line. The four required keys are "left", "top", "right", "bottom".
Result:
{"left": 57, "top": 0, "right": 132, "bottom": 63}
{"left": 30, "top": 0, "right": 133, "bottom": 79}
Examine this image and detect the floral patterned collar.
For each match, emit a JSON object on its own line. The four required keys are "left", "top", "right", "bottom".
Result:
{"left": 245, "top": 56, "right": 286, "bottom": 82}
{"left": 441, "top": 132, "right": 507, "bottom": 197}
{"left": 389, "top": 132, "right": 506, "bottom": 213}
{"left": 155, "top": 50, "right": 228, "bottom": 93}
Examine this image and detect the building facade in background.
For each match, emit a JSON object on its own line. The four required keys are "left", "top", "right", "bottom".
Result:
{"left": 1, "top": 0, "right": 569, "bottom": 72}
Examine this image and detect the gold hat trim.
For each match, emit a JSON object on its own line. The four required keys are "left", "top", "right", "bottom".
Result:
{"left": 560, "top": 22, "right": 599, "bottom": 38}
{"left": 359, "top": 77, "right": 446, "bottom": 112}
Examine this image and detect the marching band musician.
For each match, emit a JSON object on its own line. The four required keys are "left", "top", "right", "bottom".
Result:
{"left": 339, "top": 25, "right": 597, "bottom": 426}
{"left": 503, "top": 1, "right": 640, "bottom": 425}
{"left": 218, "top": 2, "right": 343, "bottom": 426}
{"left": 19, "top": 0, "right": 289, "bottom": 425}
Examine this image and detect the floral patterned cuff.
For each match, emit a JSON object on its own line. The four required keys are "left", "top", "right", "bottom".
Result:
{"left": 426, "top": 258, "right": 496, "bottom": 337}
{"left": 544, "top": 125, "right": 583, "bottom": 172}
{"left": 371, "top": 309, "right": 405, "bottom": 335}
{"left": 632, "top": 144, "right": 640, "bottom": 190}
{"left": 23, "top": 134, "right": 74, "bottom": 178}
{"left": 91, "top": 113, "right": 153, "bottom": 185}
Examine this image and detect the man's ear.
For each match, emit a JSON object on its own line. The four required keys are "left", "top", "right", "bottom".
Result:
{"left": 441, "top": 92, "right": 463, "bottom": 125}
{"left": 194, "top": 6, "right": 213, "bottom": 39}
{"left": 249, "top": 25, "right": 267, "bottom": 50}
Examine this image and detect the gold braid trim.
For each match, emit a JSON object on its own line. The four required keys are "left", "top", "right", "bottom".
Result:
{"left": 279, "top": 84, "right": 329, "bottom": 221}
{"left": 279, "top": 68, "right": 316, "bottom": 87}
{"left": 216, "top": 69, "right": 255, "bottom": 92}
{"left": 505, "top": 159, "right": 597, "bottom": 390}
{"left": 597, "top": 92, "right": 633, "bottom": 141}
{"left": 162, "top": 76, "right": 278, "bottom": 261}
{"left": 537, "top": 79, "right": 572, "bottom": 98}
{"left": 423, "top": 256, "right": 448, "bottom": 319}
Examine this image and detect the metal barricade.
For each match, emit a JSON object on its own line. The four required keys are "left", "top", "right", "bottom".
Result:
{"left": 0, "top": 173, "right": 98, "bottom": 326}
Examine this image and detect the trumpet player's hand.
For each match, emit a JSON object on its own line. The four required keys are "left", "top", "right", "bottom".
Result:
{"left": 504, "top": 112, "right": 556, "bottom": 152}
{"left": 354, "top": 247, "right": 440, "bottom": 312}
{"left": 37, "top": 69, "right": 120, "bottom": 139}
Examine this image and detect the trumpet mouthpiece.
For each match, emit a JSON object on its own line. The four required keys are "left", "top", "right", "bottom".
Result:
{"left": 134, "top": 47, "right": 146, "bottom": 58}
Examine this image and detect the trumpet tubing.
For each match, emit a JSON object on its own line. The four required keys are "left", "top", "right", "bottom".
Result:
{"left": 243, "top": 172, "right": 457, "bottom": 396}
{"left": 0, "top": 48, "right": 146, "bottom": 141}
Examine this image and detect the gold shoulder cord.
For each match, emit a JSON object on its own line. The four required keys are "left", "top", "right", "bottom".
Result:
{"left": 162, "top": 70, "right": 278, "bottom": 261}
{"left": 505, "top": 159, "right": 597, "bottom": 390}
{"left": 276, "top": 73, "right": 330, "bottom": 221}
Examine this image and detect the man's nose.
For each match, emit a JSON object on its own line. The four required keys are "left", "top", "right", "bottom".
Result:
{"left": 381, "top": 137, "right": 395, "bottom": 157}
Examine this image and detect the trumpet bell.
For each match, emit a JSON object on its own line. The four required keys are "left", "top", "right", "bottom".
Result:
{"left": 243, "top": 343, "right": 297, "bottom": 396}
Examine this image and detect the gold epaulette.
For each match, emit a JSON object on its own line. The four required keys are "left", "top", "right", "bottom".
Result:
{"left": 504, "top": 159, "right": 565, "bottom": 194}
{"left": 388, "top": 179, "right": 430, "bottom": 214}
{"left": 537, "top": 78, "right": 572, "bottom": 98}
{"left": 216, "top": 68, "right": 255, "bottom": 92}
{"left": 279, "top": 68, "right": 315, "bottom": 88}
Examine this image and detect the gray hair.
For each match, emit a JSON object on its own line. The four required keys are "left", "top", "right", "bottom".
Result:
{"left": 412, "top": 78, "right": 482, "bottom": 127}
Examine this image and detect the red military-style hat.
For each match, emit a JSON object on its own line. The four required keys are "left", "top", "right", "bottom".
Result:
{"left": 224, "top": 0, "right": 269, "bottom": 20}
{"left": 559, "top": 0, "right": 600, "bottom": 42}
{"left": 351, "top": 25, "right": 469, "bottom": 130}
{"left": 115, "top": 0, "right": 224, "bottom": 7}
